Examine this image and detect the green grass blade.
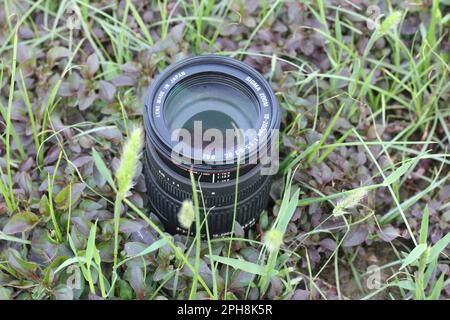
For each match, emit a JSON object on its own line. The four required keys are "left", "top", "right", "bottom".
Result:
{"left": 428, "top": 233, "right": 450, "bottom": 263}
{"left": 400, "top": 244, "right": 427, "bottom": 270}
{"left": 207, "top": 255, "right": 266, "bottom": 276}
{"left": 92, "top": 147, "right": 115, "bottom": 190}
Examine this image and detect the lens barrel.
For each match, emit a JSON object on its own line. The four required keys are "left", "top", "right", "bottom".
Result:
{"left": 143, "top": 55, "right": 280, "bottom": 237}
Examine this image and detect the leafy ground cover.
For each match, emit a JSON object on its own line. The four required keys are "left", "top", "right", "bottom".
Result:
{"left": 0, "top": 0, "right": 449, "bottom": 300}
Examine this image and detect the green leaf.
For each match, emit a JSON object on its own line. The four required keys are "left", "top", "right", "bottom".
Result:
{"left": 382, "top": 160, "right": 414, "bottom": 186}
{"left": 207, "top": 255, "right": 266, "bottom": 276}
{"left": 424, "top": 259, "right": 437, "bottom": 287}
{"left": 400, "top": 244, "right": 427, "bottom": 270}
{"left": 92, "top": 148, "right": 115, "bottom": 189}
{"left": 93, "top": 246, "right": 102, "bottom": 266}
{"left": 395, "top": 280, "right": 415, "bottom": 291}
{"left": 86, "top": 221, "right": 98, "bottom": 270}
{"left": 428, "top": 232, "right": 450, "bottom": 263}
{"left": 39, "top": 194, "right": 50, "bottom": 216}
{"left": 0, "top": 231, "right": 31, "bottom": 244}
{"left": 348, "top": 58, "right": 361, "bottom": 96}
{"left": 128, "top": 238, "right": 167, "bottom": 259}
{"left": 0, "top": 286, "right": 13, "bottom": 300}
{"left": 54, "top": 256, "right": 87, "bottom": 274}
{"left": 275, "top": 189, "right": 300, "bottom": 235}
{"left": 285, "top": 141, "right": 319, "bottom": 171}
{"left": 274, "top": 171, "right": 300, "bottom": 235}
{"left": 118, "top": 279, "right": 133, "bottom": 299}
{"left": 308, "top": 102, "right": 345, "bottom": 164}
{"left": 224, "top": 292, "right": 239, "bottom": 300}
{"left": 6, "top": 249, "right": 39, "bottom": 275}
{"left": 419, "top": 205, "right": 430, "bottom": 244}
{"left": 427, "top": 272, "right": 446, "bottom": 300}
{"left": 378, "top": 11, "right": 402, "bottom": 35}
{"left": 118, "top": 238, "right": 169, "bottom": 267}
{"left": 55, "top": 183, "right": 85, "bottom": 209}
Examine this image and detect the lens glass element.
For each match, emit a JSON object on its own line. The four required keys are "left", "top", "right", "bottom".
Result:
{"left": 164, "top": 72, "right": 259, "bottom": 135}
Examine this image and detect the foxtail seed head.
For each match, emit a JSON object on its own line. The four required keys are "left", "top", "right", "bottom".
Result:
{"left": 333, "top": 189, "right": 367, "bottom": 217}
{"left": 264, "top": 229, "right": 283, "bottom": 253}
{"left": 116, "top": 126, "right": 144, "bottom": 197}
{"left": 178, "top": 200, "right": 195, "bottom": 229}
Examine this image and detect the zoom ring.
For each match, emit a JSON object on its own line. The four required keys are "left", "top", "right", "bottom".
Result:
{"left": 143, "top": 159, "right": 272, "bottom": 237}
{"left": 144, "top": 147, "right": 270, "bottom": 208}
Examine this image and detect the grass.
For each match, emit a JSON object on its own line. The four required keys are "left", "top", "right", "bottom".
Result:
{"left": 4, "top": 23, "right": 19, "bottom": 214}
{"left": 0, "top": 0, "right": 449, "bottom": 300}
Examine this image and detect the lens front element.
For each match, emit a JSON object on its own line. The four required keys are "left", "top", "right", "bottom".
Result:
{"left": 164, "top": 72, "right": 259, "bottom": 135}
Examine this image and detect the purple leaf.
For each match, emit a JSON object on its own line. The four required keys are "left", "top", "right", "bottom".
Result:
{"left": 78, "top": 92, "right": 97, "bottom": 111}
{"left": 111, "top": 75, "right": 136, "bottom": 87}
{"left": 44, "top": 145, "right": 61, "bottom": 165}
{"left": 320, "top": 238, "right": 337, "bottom": 251}
{"left": 291, "top": 289, "right": 310, "bottom": 300}
{"left": 127, "top": 265, "right": 145, "bottom": 299}
{"left": 378, "top": 225, "right": 400, "bottom": 242}
{"left": 119, "top": 219, "right": 143, "bottom": 234}
{"left": 19, "top": 157, "right": 34, "bottom": 172}
{"left": 124, "top": 242, "right": 147, "bottom": 256}
{"left": 170, "top": 23, "right": 185, "bottom": 42}
{"left": 343, "top": 227, "right": 368, "bottom": 247}
{"left": 98, "top": 80, "right": 116, "bottom": 102}
{"left": 120, "top": 62, "right": 140, "bottom": 73}
{"left": 96, "top": 127, "right": 122, "bottom": 144}
{"left": 3, "top": 211, "right": 40, "bottom": 234}
{"left": 17, "top": 43, "right": 31, "bottom": 63}
{"left": 86, "top": 53, "right": 99, "bottom": 77}
{"left": 6, "top": 249, "right": 39, "bottom": 277}
{"left": 47, "top": 47, "right": 70, "bottom": 64}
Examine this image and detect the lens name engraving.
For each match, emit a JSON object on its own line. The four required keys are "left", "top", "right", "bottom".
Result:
{"left": 169, "top": 71, "right": 186, "bottom": 83}
{"left": 259, "top": 92, "right": 269, "bottom": 107}
{"left": 244, "top": 76, "right": 261, "bottom": 91}
{"left": 154, "top": 90, "right": 166, "bottom": 117}
{"left": 170, "top": 121, "right": 279, "bottom": 176}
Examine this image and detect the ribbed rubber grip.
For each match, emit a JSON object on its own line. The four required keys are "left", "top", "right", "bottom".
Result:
{"left": 143, "top": 158, "right": 272, "bottom": 237}
{"left": 144, "top": 150, "right": 270, "bottom": 208}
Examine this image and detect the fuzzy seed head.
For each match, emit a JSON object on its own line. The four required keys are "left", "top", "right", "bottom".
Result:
{"left": 333, "top": 189, "right": 367, "bottom": 217}
{"left": 378, "top": 11, "right": 402, "bottom": 35}
{"left": 178, "top": 200, "right": 195, "bottom": 229}
{"left": 116, "top": 126, "right": 143, "bottom": 196}
{"left": 265, "top": 229, "right": 283, "bottom": 253}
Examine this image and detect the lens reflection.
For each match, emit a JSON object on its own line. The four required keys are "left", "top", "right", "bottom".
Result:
{"left": 164, "top": 73, "right": 259, "bottom": 136}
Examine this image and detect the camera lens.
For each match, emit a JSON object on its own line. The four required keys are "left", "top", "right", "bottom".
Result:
{"left": 143, "top": 55, "right": 280, "bottom": 237}
{"left": 164, "top": 73, "right": 259, "bottom": 136}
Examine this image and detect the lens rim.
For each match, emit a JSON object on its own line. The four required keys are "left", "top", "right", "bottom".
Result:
{"left": 144, "top": 55, "right": 280, "bottom": 178}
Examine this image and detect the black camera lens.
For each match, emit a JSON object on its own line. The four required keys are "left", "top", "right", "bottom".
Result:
{"left": 143, "top": 55, "right": 280, "bottom": 237}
